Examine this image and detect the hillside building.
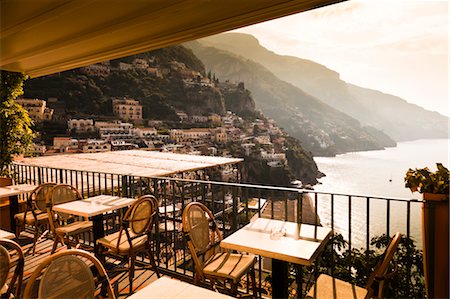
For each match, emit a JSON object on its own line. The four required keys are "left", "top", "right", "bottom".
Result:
{"left": 133, "top": 127, "right": 157, "bottom": 138}
{"left": 67, "top": 119, "right": 95, "bottom": 133}
{"left": 95, "top": 121, "right": 134, "bottom": 140}
{"left": 16, "top": 98, "right": 54, "bottom": 122}
{"left": 112, "top": 97, "right": 142, "bottom": 122}
{"left": 169, "top": 128, "right": 212, "bottom": 146}
{"left": 80, "top": 139, "right": 111, "bottom": 153}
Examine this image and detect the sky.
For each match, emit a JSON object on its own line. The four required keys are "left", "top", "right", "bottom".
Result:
{"left": 234, "top": 0, "right": 449, "bottom": 117}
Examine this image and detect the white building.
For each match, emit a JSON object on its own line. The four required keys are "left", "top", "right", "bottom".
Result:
{"left": 260, "top": 150, "right": 287, "bottom": 165}
{"left": 169, "top": 128, "right": 211, "bottom": 145}
{"left": 67, "top": 119, "right": 95, "bottom": 133}
{"left": 95, "top": 121, "right": 134, "bottom": 140}
{"left": 80, "top": 139, "right": 111, "bottom": 153}
{"left": 111, "top": 140, "right": 138, "bottom": 151}
{"left": 191, "top": 115, "right": 209, "bottom": 123}
{"left": 133, "top": 127, "right": 157, "bottom": 138}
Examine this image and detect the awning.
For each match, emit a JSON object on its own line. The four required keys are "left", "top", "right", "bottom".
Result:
{"left": 16, "top": 150, "right": 243, "bottom": 177}
{"left": 1, "top": 0, "right": 342, "bottom": 78}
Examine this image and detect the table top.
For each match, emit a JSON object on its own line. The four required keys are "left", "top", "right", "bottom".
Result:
{"left": 127, "top": 277, "right": 233, "bottom": 299}
{"left": 221, "top": 218, "right": 333, "bottom": 266}
{"left": 0, "top": 229, "right": 15, "bottom": 240}
{"left": 52, "top": 195, "right": 136, "bottom": 218}
{"left": 0, "top": 184, "right": 36, "bottom": 197}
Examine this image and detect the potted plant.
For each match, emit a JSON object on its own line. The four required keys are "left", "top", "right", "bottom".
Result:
{"left": 405, "top": 163, "right": 449, "bottom": 200}
{"left": 404, "top": 163, "right": 449, "bottom": 299}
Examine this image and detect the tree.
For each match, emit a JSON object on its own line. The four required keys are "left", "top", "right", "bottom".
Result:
{"left": 0, "top": 71, "right": 35, "bottom": 177}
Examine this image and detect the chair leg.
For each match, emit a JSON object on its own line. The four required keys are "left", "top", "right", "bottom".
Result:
{"left": 231, "top": 280, "right": 238, "bottom": 296}
{"left": 51, "top": 238, "right": 59, "bottom": 254}
{"left": 32, "top": 226, "right": 40, "bottom": 255}
{"left": 147, "top": 249, "right": 160, "bottom": 278}
{"left": 129, "top": 254, "right": 135, "bottom": 294}
{"left": 250, "top": 267, "right": 258, "bottom": 298}
{"left": 15, "top": 220, "right": 22, "bottom": 238}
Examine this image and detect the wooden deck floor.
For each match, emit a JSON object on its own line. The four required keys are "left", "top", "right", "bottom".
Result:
{"left": 13, "top": 231, "right": 164, "bottom": 298}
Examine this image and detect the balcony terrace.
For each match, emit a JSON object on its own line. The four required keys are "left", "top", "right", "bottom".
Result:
{"left": 2, "top": 161, "right": 425, "bottom": 298}
{"left": 1, "top": 1, "right": 445, "bottom": 298}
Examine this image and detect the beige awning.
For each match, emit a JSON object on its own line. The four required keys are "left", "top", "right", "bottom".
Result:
{"left": 1, "top": 0, "right": 342, "bottom": 78}
{"left": 17, "top": 150, "right": 243, "bottom": 177}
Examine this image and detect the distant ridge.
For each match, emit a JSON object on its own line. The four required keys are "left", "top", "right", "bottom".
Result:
{"left": 198, "top": 32, "right": 449, "bottom": 142}
{"left": 186, "top": 40, "right": 396, "bottom": 156}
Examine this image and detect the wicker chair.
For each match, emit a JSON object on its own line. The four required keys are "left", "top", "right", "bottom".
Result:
{"left": 14, "top": 183, "right": 57, "bottom": 254}
{"left": 96, "top": 195, "right": 160, "bottom": 293}
{"left": 182, "top": 202, "right": 257, "bottom": 297}
{"left": 306, "top": 232, "right": 403, "bottom": 299}
{"left": 0, "top": 238, "right": 24, "bottom": 299}
{"left": 23, "top": 249, "right": 116, "bottom": 299}
{"left": 46, "top": 184, "right": 92, "bottom": 254}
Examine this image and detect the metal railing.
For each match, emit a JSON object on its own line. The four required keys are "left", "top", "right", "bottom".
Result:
{"left": 11, "top": 162, "right": 424, "bottom": 298}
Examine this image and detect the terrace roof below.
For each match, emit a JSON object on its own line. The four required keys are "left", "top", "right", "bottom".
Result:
{"left": 17, "top": 150, "right": 243, "bottom": 177}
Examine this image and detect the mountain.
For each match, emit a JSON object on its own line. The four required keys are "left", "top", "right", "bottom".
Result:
{"left": 197, "top": 33, "right": 449, "bottom": 141}
{"left": 186, "top": 41, "right": 395, "bottom": 156}
{"left": 23, "top": 45, "right": 321, "bottom": 185}
{"left": 24, "top": 46, "right": 224, "bottom": 119}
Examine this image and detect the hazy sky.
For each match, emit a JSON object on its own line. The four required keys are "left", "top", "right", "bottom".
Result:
{"left": 235, "top": 0, "right": 449, "bottom": 117}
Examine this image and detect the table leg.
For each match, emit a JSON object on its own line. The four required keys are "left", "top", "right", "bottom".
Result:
{"left": 272, "top": 259, "right": 289, "bottom": 299}
{"left": 92, "top": 214, "right": 105, "bottom": 257}
{"left": 9, "top": 195, "right": 19, "bottom": 232}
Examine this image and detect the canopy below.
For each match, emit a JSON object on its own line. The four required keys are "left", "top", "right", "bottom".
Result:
{"left": 1, "top": 0, "right": 341, "bottom": 77}
{"left": 17, "top": 150, "right": 243, "bottom": 177}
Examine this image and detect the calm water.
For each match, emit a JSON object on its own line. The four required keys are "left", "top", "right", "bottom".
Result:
{"left": 313, "top": 139, "right": 449, "bottom": 248}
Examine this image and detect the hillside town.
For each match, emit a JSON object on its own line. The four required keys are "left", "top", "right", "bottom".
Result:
{"left": 19, "top": 95, "right": 289, "bottom": 170}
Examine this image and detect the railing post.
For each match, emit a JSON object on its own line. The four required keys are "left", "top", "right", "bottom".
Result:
{"left": 231, "top": 187, "right": 238, "bottom": 231}
{"left": 122, "top": 175, "right": 129, "bottom": 197}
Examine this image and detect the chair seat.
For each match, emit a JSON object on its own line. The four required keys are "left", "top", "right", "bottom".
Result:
{"left": 203, "top": 252, "right": 256, "bottom": 283}
{"left": 55, "top": 221, "right": 92, "bottom": 237}
{"left": 306, "top": 274, "right": 368, "bottom": 299}
{"left": 15, "top": 210, "right": 48, "bottom": 225}
{"left": 97, "top": 230, "right": 147, "bottom": 254}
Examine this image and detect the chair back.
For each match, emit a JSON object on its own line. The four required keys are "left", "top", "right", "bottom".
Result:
{"left": 23, "top": 249, "right": 116, "bottom": 299}
{"left": 32, "top": 183, "right": 58, "bottom": 211}
{"left": 46, "top": 184, "right": 83, "bottom": 233}
{"left": 366, "top": 232, "right": 402, "bottom": 298}
{"left": 0, "top": 239, "right": 24, "bottom": 299}
{"left": 117, "top": 195, "right": 158, "bottom": 248}
{"left": 182, "top": 202, "right": 222, "bottom": 280}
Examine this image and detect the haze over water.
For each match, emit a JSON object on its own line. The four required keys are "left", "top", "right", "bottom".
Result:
{"left": 312, "top": 139, "right": 449, "bottom": 248}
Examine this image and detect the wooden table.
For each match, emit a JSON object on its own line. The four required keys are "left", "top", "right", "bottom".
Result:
{"left": 221, "top": 218, "right": 333, "bottom": 299}
{"left": 0, "top": 184, "right": 36, "bottom": 231}
{"left": 127, "top": 276, "right": 234, "bottom": 299}
{"left": 0, "top": 229, "right": 15, "bottom": 239}
{"left": 52, "top": 195, "right": 136, "bottom": 252}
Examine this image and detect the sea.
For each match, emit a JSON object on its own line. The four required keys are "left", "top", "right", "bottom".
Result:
{"left": 312, "top": 138, "right": 449, "bottom": 249}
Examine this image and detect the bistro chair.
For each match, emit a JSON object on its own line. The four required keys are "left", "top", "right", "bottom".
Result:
{"left": 182, "top": 202, "right": 257, "bottom": 297}
{"left": 14, "top": 183, "right": 57, "bottom": 254}
{"left": 46, "top": 184, "right": 92, "bottom": 254}
{"left": 96, "top": 195, "right": 160, "bottom": 293}
{"left": 0, "top": 238, "right": 24, "bottom": 299}
{"left": 306, "top": 232, "right": 402, "bottom": 299}
{"left": 23, "top": 249, "right": 116, "bottom": 299}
